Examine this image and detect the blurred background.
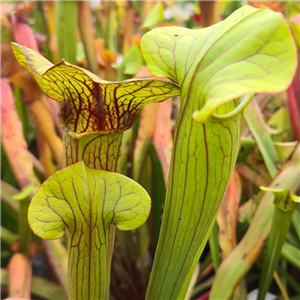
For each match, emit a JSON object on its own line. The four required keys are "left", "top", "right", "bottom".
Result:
{"left": 1, "top": 1, "right": 299, "bottom": 300}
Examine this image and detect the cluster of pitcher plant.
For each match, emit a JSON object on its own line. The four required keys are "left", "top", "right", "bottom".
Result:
{"left": 1, "top": 1, "right": 300, "bottom": 300}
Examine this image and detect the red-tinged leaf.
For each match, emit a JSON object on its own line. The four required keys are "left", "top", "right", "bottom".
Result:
{"left": 217, "top": 169, "right": 242, "bottom": 259}
{"left": 247, "top": 1, "right": 285, "bottom": 13}
{"left": 11, "top": 15, "right": 38, "bottom": 52}
{"left": 235, "top": 163, "right": 270, "bottom": 187}
{"left": 194, "top": 291, "right": 210, "bottom": 300}
{"left": 8, "top": 253, "right": 31, "bottom": 299}
{"left": 1, "top": 2, "right": 13, "bottom": 16}
{"left": 13, "top": 1, "right": 34, "bottom": 20}
{"left": 287, "top": 65, "right": 300, "bottom": 141}
{"left": 0, "top": 79, "right": 39, "bottom": 188}
{"left": 153, "top": 98, "right": 173, "bottom": 184}
{"left": 42, "top": 240, "right": 68, "bottom": 296}
{"left": 9, "top": 16, "right": 63, "bottom": 167}
{"left": 134, "top": 103, "right": 159, "bottom": 181}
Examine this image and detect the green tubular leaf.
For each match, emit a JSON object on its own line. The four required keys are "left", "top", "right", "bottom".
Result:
{"left": 11, "top": 43, "right": 180, "bottom": 137}
{"left": 260, "top": 187, "right": 300, "bottom": 211}
{"left": 257, "top": 188, "right": 299, "bottom": 300}
{"left": 55, "top": 1, "right": 78, "bottom": 65}
{"left": 141, "top": 6, "right": 297, "bottom": 300}
{"left": 209, "top": 222, "right": 221, "bottom": 271}
{"left": 63, "top": 131, "right": 123, "bottom": 171}
{"left": 28, "top": 161, "right": 151, "bottom": 300}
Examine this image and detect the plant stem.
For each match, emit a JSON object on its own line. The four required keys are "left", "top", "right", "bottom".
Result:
{"left": 274, "top": 272, "right": 290, "bottom": 300}
{"left": 18, "top": 198, "right": 31, "bottom": 255}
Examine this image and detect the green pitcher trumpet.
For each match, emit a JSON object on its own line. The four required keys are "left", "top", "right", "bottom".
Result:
{"left": 141, "top": 6, "right": 297, "bottom": 299}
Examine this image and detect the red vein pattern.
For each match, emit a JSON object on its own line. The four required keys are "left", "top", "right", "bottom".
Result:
{"left": 63, "top": 131, "right": 122, "bottom": 172}
{"left": 11, "top": 43, "right": 180, "bottom": 138}
{"left": 28, "top": 162, "right": 150, "bottom": 300}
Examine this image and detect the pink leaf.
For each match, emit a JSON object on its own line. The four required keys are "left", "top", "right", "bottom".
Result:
{"left": 0, "top": 79, "right": 39, "bottom": 188}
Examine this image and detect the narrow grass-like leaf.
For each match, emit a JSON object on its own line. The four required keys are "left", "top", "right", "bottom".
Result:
{"left": 117, "top": 45, "right": 143, "bottom": 81}
{"left": 1, "top": 181, "right": 20, "bottom": 212}
{"left": 141, "top": 6, "right": 296, "bottom": 299}
{"left": 1, "top": 226, "right": 18, "bottom": 246}
{"left": 291, "top": 208, "right": 300, "bottom": 240}
{"left": 277, "top": 264, "right": 300, "bottom": 294}
{"left": 281, "top": 242, "right": 300, "bottom": 270}
{"left": 244, "top": 98, "right": 280, "bottom": 177}
{"left": 208, "top": 222, "right": 220, "bottom": 271}
{"left": 28, "top": 161, "right": 151, "bottom": 300}
{"left": 141, "top": 2, "right": 164, "bottom": 30}
{"left": 55, "top": 1, "right": 78, "bottom": 64}
{"left": 257, "top": 187, "right": 299, "bottom": 300}
{"left": 149, "top": 143, "right": 166, "bottom": 248}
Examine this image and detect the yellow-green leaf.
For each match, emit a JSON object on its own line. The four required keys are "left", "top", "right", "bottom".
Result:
{"left": 141, "top": 6, "right": 296, "bottom": 122}
{"left": 141, "top": 6, "right": 297, "bottom": 299}
{"left": 28, "top": 161, "right": 151, "bottom": 300}
{"left": 11, "top": 43, "right": 180, "bottom": 138}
